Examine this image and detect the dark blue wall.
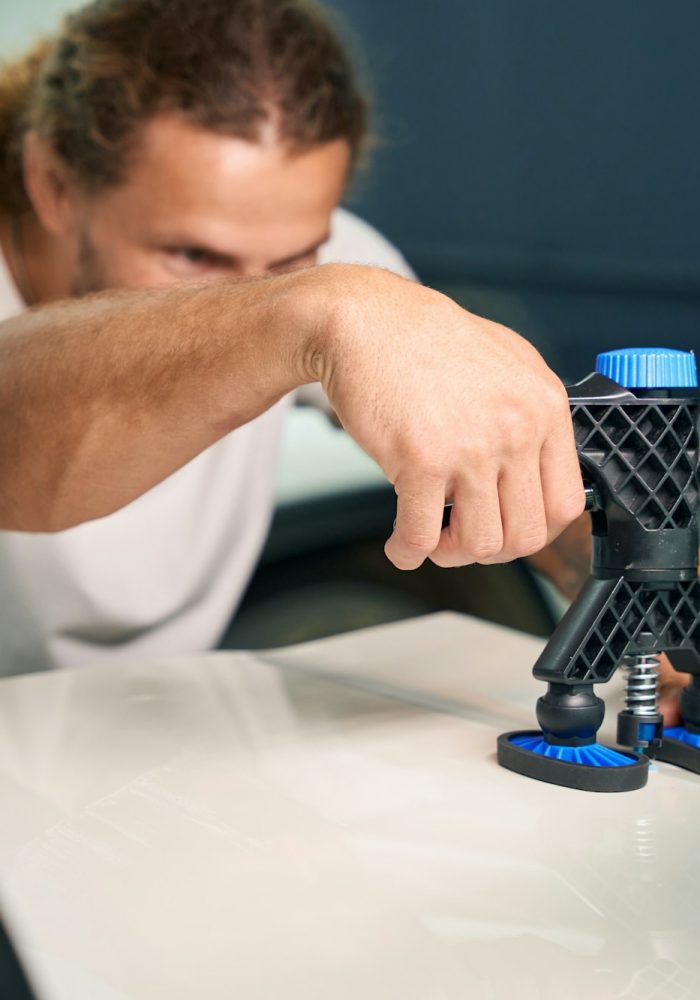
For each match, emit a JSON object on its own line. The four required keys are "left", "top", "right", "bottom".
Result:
{"left": 330, "top": 0, "right": 700, "bottom": 379}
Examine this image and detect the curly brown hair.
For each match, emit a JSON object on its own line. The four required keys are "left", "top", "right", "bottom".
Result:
{"left": 0, "top": 0, "right": 369, "bottom": 213}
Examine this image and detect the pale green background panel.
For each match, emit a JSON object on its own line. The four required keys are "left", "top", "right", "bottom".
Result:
{"left": 0, "top": 1, "right": 76, "bottom": 58}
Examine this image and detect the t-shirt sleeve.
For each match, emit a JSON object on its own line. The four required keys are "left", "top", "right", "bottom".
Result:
{"left": 317, "top": 207, "right": 418, "bottom": 282}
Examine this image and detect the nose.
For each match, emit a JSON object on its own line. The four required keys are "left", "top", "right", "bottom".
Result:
{"left": 235, "top": 261, "right": 270, "bottom": 279}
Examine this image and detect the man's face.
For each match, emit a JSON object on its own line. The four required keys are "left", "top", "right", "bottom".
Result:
{"left": 67, "top": 114, "right": 351, "bottom": 295}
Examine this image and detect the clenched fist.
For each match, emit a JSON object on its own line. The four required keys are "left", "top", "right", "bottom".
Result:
{"left": 303, "top": 265, "right": 585, "bottom": 569}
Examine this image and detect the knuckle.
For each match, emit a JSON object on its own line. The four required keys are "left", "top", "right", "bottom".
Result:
{"left": 400, "top": 440, "right": 427, "bottom": 466}
{"left": 512, "top": 526, "right": 549, "bottom": 558}
{"left": 385, "top": 539, "right": 421, "bottom": 571}
{"left": 535, "top": 381, "right": 570, "bottom": 431}
{"left": 549, "top": 489, "right": 586, "bottom": 526}
{"left": 497, "top": 409, "right": 531, "bottom": 454}
{"left": 544, "top": 378, "right": 569, "bottom": 409}
{"left": 430, "top": 551, "right": 457, "bottom": 569}
{"left": 471, "top": 537, "right": 504, "bottom": 562}
{"left": 392, "top": 556, "right": 421, "bottom": 571}
{"left": 459, "top": 443, "right": 490, "bottom": 474}
{"left": 402, "top": 532, "right": 439, "bottom": 554}
{"left": 398, "top": 448, "right": 445, "bottom": 483}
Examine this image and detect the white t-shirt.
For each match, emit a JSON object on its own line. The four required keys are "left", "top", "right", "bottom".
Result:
{"left": 0, "top": 208, "right": 415, "bottom": 673}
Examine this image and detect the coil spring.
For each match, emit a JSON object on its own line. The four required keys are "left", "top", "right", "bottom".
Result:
{"left": 622, "top": 653, "right": 660, "bottom": 716}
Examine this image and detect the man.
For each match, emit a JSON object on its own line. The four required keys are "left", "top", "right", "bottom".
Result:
{"left": 0, "top": 0, "right": 584, "bottom": 673}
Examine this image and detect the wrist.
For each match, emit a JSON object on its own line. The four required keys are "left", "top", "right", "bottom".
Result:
{"left": 286, "top": 263, "right": 386, "bottom": 387}
{"left": 239, "top": 268, "right": 329, "bottom": 391}
{"left": 271, "top": 264, "right": 351, "bottom": 387}
{"left": 239, "top": 263, "right": 394, "bottom": 395}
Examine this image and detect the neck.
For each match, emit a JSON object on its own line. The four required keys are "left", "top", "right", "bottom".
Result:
{"left": 0, "top": 211, "right": 75, "bottom": 305}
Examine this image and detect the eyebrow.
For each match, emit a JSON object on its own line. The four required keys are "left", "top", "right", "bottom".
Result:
{"left": 171, "top": 232, "right": 331, "bottom": 270}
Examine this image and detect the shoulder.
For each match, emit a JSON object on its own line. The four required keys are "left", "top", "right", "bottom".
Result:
{"left": 318, "top": 207, "right": 417, "bottom": 281}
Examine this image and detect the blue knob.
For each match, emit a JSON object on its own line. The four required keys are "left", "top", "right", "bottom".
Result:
{"left": 595, "top": 347, "right": 698, "bottom": 389}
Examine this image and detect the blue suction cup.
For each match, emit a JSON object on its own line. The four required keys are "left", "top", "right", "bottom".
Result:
{"left": 655, "top": 725, "right": 700, "bottom": 774}
{"left": 663, "top": 726, "right": 700, "bottom": 747}
{"left": 509, "top": 732, "right": 636, "bottom": 766}
{"left": 497, "top": 731, "right": 649, "bottom": 792}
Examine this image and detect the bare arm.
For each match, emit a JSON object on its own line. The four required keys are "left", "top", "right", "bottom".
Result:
{"left": 0, "top": 263, "right": 585, "bottom": 566}
{"left": 0, "top": 275, "right": 312, "bottom": 530}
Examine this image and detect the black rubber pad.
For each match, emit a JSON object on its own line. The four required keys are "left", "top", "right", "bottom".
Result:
{"left": 655, "top": 736, "right": 700, "bottom": 774}
{"left": 497, "top": 731, "right": 649, "bottom": 792}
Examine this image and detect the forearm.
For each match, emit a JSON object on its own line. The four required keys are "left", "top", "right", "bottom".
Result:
{"left": 0, "top": 261, "right": 585, "bottom": 567}
{"left": 0, "top": 272, "right": 318, "bottom": 530}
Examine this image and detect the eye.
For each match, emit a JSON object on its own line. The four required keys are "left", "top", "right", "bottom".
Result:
{"left": 171, "top": 247, "right": 217, "bottom": 266}
{"left": 162, "top": 246, "right": 228, "bottom": 278}
{"left": 179, "top": 247, "right": 209, "bottom": 264}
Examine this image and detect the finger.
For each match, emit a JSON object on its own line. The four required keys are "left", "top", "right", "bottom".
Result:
{"left": 659, "top": 689, "right": 683, "bottom": 728}
{"left": 658, "top": 653, "right": 690, "bottom": 726}
{"left": 431, "top": 472, "right": 503, "bottom": 568}
{"left": 385, "top": 475, "right": 446, "bottom": 570}
{"left": 540, "top": 409, "right": 586, "bottom": 543}
{"left": 482, "top": 449, "right": 548, "bottom": 563}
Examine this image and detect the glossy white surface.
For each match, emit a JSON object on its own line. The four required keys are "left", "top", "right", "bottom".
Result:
{"left": 0, "top": 612, "right": 698, "bottom": 999}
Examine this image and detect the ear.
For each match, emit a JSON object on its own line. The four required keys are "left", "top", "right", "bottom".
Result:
{"left": 22, "top": 131, "right": 78, "bottom": 236}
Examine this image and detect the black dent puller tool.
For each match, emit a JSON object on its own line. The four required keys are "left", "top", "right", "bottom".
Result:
{"left": 498, "top": 347, "right": 700, "bottom": 791}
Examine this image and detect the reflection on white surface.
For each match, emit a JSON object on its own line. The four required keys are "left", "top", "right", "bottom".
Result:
{"left": 0, "top": 613, "right": 698, "bottom": 999}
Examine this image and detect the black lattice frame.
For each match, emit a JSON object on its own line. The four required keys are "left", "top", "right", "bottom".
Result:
{"left": 534, "top": 577, "right": 700, "bottom": 684}
{"left": 533, "top": 377, "right": 700, "bottom": 689}
{"left": 572, "top": 401, "right": 697, "bottom": 530}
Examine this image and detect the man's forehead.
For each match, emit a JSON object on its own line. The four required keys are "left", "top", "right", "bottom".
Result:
{"left": 120, "top": 113, "right": 350, "bottom": 214}
{"left": 86, "top": 113, "right": 348, "bottom": 262}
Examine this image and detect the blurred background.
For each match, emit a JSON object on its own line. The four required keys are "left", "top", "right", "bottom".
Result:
{"left": 330, "top": 0, "right": 700, "bottom": 379}
{"left": 5, "top": 0, "right": 699, "bottom": 378}
{"left": 2, "top": 1, "right": 699, "bottom": 644}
